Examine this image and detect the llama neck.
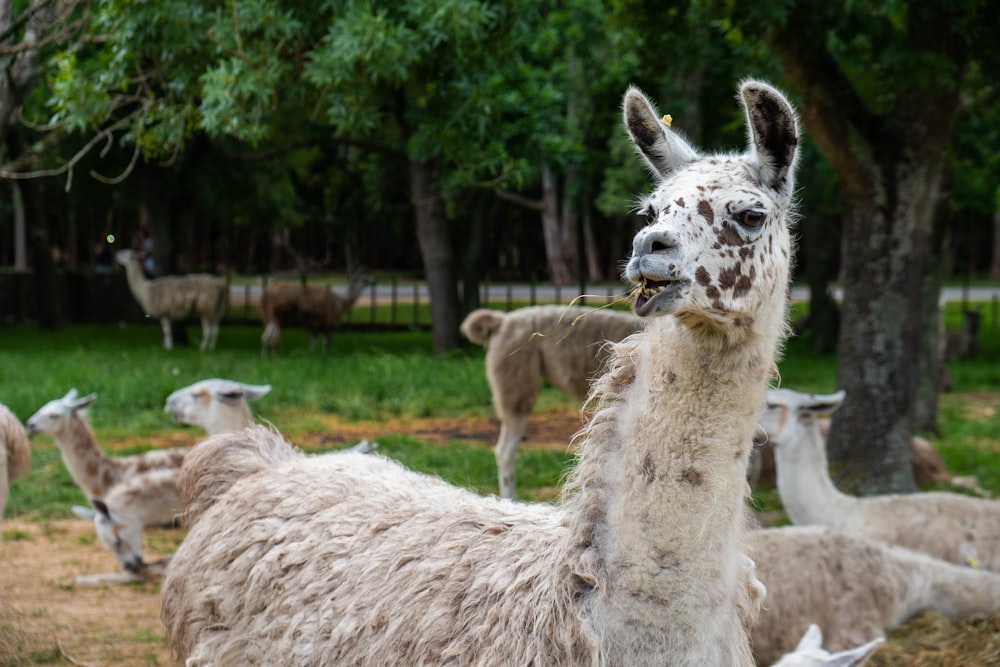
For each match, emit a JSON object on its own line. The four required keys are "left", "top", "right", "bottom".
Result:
{"left": 121, "top": 258, "right": 152, "bottom": 311}
{"left": 207, "top": 406, "right": 254, "bottom": 435}
{"left": 55, "top": 416, "right": 119, "bottom": 498}
{"left": 563, "top": 314, "right": 781, "bottom": 665}
{"left": 772, "top": 418, "right": 856, "bottom": 527}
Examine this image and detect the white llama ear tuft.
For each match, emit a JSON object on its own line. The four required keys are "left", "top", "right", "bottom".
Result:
{"left": 623, "top": 86, "right": 699, "bottom": 179}
{"left": 739, "top": 79, "right": 800, "bottom": 194}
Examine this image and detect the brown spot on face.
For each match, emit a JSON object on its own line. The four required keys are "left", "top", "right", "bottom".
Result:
{"left": 679, "top": 467, "right": 704, "bottom": 486}
{"left": 705, "top": 285, "right": 720, "bottom": 300}
{"left": 695, "top": 266, "right": 711, "bottom": 286}
{"left": 697, "top": 200, "right": 714, "bottom": 226}
{"left": 666, "top": 371, "right": 677, "bottom": 385}
{"left": 102, "top": 468, "right": 115, "bottom": 490}
{"left": 675, "top": 197, "right": 685, "bottom": 208}
{"left": 733, "top": 275, "right": 753, "bottom": 298}
{"left": 739, "top": 246, "right": 754, "bottom": 260}
{"left": 86, "top": 460, "right": 100, "bottom": 478}
{"left": 717, "top": 223, "right": 746, "bottom": 247}
{"left": 640, "top": 452, "right": 657, "bottom": 484}
{"left": 719, "top": 265, "right": 740, "bottom": 290}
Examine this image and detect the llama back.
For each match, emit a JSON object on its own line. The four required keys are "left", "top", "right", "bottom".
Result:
{"left": 179, "top": 426, "right": 301, "bottom": 526}
{"left": 151, "top": 274, "right": 226, "bottom": 319}
{"left": 164, "top": 427, "right": 587, "bottom": 665}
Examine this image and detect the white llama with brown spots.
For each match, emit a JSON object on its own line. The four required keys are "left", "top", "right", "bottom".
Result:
{"left": 27, "top": 389, "right": 186, "bottom": 580}
{"left": 160, "top": 79, "right": 800, "bottom": 666}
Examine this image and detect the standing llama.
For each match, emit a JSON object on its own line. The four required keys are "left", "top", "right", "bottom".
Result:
{"left": 260, "top": 269, "right": 373, "bottom": 356}
{"left": 116, "top": 248, "right": 227, "bottom": 350}
{"left": 161, "top": 80, "right": 800, "bottom": 666}
{"left": 764, "top": 387, "right": 1000, "bottom": 570}
{"left": 0, "top": 402, "right": 31, "bottom": 525}
{"left": 26, "top": 389, "right": 186, "bottom": 581}
{"left": 461, "top": 304, "right": 644, "bottom": 499}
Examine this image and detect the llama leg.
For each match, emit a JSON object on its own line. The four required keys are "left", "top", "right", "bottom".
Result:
{"left": 495, "top": 414, "right": 529, "bottom": 500}
{"left": 199, "top": 319, "right": 211, "bottom": 351}
{"left": 160, "top": 318, "right": 174, "bottom": 350}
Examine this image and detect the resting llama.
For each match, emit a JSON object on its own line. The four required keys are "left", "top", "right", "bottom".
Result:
{"left": 116, "top": 248, "right": 227, "bottom": 350}
{"left": 0, "top": 402, "right": 31, "bottom": 524}
{"left": 763, "top": 388, "right": 1000, "bottom": 570}
{"left": 749, "top": 525, "right": 1000, "bottom": 665}
{"left": 161, "top": 80, "right": 801, "bottom": 666}
{"left": 26, "top": 389, "right": 186, "bottom": 581}
{"left": 461, "top": 305, "right": 643, "bottom": 499}
{"left": 260, "top": 269, "right": 373, "bottom": 355}
{"left": 165, "top": 379, "right": 271, "bottom": 435}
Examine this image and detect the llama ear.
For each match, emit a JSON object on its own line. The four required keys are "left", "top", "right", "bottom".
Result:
{"left": 802, "top": 389, "right": 846, "bottom": 416}
{"left": 242, "top": 384, "right": 271, "bottom": 401}
{"left": 824, "top": 636, "right": 885, "bottom": 667}
{"left": 72, "top": 393, "right": 98, "bottom": 412}
{"left": 739, "top": 79, "right": 799, "bottom": 193}
{"left": 623, "top": 86, "right": 699, "bottom": 179}
{"left": 72, "top": 505, "right": 97, "bottom": 521}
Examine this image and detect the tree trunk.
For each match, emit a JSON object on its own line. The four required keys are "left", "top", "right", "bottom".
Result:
{"left": 990, "top": 206, "right": 1000, "bottom": 281}
{"left": 540, "top": 164, "right": 575, "bottom": 285}
{"left": 410, "top": 158, "right": 460, "bottom": 353}
{"left": 913, "top": 168, "right": 953, "bottom": 434}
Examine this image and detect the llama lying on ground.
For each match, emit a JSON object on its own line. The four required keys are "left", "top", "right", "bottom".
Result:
{"left": 749, "top": 525, "right": 1000, "bottom": 666}
{"left": 461, "top": 305, "right": 643, "bottom": 499}
{"left": 763, "top": 387, "right": 1000, "bottom": 570}
{"left": 161, "top": 80, "right": 801, "bottom": 666}
{"left": 26, "top": 389, "right": 186, "bottom": 581}
{"left": 750, "top": 413, "right": 985, "bottom": 495}
{"left": 261, "top": 269, "right": 373, "bottom": 356}
{"left": 116, "top": 249, "right": 227, "bottom": 350}
{"left": 165, "top": 379, "right": 272, "bottom": 435}
{"left": 0, "top": 402, "right": 31, "bottom": 525}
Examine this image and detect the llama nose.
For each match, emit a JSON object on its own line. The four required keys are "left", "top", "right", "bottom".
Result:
{"left": 632, "top": 228, "right": 678, "bottom": 257}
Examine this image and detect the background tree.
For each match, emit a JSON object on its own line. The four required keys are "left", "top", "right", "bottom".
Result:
{"left": 720, "top": 0, "right": 999, "bottom": 493}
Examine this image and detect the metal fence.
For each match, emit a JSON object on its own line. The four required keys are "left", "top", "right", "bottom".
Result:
{"left": 0, "top": 270, "right": 631, "bottom": 330}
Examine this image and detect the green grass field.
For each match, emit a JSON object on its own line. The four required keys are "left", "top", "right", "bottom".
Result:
{"left": 1, "top": 299, "right": 998, "bottom": 521}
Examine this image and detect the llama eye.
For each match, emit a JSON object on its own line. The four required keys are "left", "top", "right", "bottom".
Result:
{"left": 738, "top": 210, "right": 766, "bottom": 228}
{"left": 644, "top": 207, "right": 658, "bottom": 226}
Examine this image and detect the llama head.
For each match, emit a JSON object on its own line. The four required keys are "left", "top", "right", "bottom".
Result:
{"left": 26, "top": 389, "right": 97, "bottom": 436}
{"left": 165, "top": 379, "right": 271, "bottom": 432}
{"left": 114, "top": 249, "right": 139, "bottom": 267}
{"left": 73, "top": 500, "right": 145, "bottom": 573}
{"left": 623, "top": 80, "right": 799, "bottom": 342}
{"left": 759, "top": 388, "right": 846, "bottom": 452}
{"left": 771, "top": 623, "right": 884, "bottom": 667}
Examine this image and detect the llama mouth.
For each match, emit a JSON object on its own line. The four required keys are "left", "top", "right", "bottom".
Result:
{"left": 633, "top": 277, "right": 688, "bottom": 315}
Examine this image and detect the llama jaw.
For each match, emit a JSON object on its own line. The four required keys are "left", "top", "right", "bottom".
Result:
{"left": 633, "top": 276, "right": 688, "bottom": 316}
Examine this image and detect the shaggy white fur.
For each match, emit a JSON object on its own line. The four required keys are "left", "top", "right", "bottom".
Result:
{"left": 461, "top": 305, "right": 643, "bottom": 498}
{"left": 750, "top": 525, "right": 1000, "bottom": 665}
{"left": 161, "top": 79, "right": 800, "bottom": 666}
{"left": 764, "top": 388, "right": 1000, "bottom": 570}
{"left": 0, "top": 402, "right": 31, "bottom": 525}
